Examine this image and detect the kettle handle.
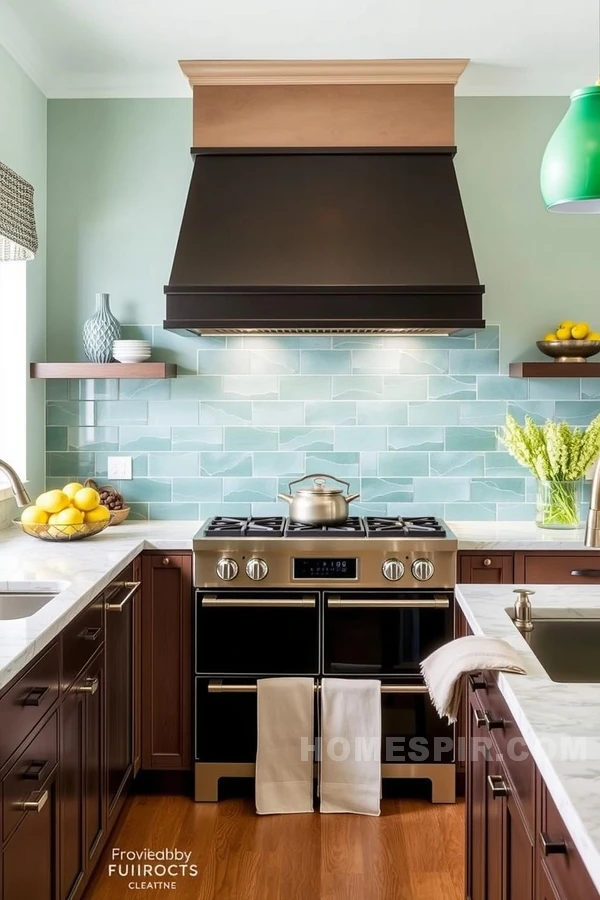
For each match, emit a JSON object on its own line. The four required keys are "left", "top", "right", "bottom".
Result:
{"left": 286, "top": 473, "right": 351, "bottom": 495}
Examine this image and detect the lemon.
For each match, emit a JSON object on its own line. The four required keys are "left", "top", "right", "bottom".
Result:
{"left": 84, "top": 505, "right": 110, "bottom": 523}
{"left": 588, "top": 332, "right": 600, "bottom": 341}
{"left": 571, "top": 322, "right": 590, "bottom": 340}
{"left": 36, "top": 489, "right": 70, "bottom": 514}
{"left": 21, "top": 506, "right": 49, "bottom": 525}
{"left": 543, "top": 333, "right": 558, "bottom": 342}
{"left": 559, "top": 320, "right": 575, "bottom": 331}
{"left": 63, "top": 482, "right": 84, "bottom": 501}
{"left": 555, "top": 327, "right": 572, "bottom": 340}
{"left": 48, "top": 506, "right": 84, "bottom": 536}
{"left": 72, "top": 487, "right": 100, "bottom": 512}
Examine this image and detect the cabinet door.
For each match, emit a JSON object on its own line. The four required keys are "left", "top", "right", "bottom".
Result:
{"left": 538, "top": 861, "right": 562, "bottom": 900}
{"left": 486, "top": 757, "right": 505, "bottom": 900}
{"left": 505, "top": 788, "right": 533, "bottom": 900}
{"left": 133, "top": 555, "right": 142, "bottom": 778}
{"left": 515, "top": 552, "right": 600, "bottom": 585}
{"left": 459, "top": 554, "right": 514, "bottom": 584}
{"left": 60, "top": 652, "right": 104, "bottom": 900}
{"left": 3, "top": 773, "right": 59, "bottom": 900}
{"left": 141, "top": 553, "right": 192, "bottom": 770}
{"left": 106, "top": 578, "right": 137, "bottom": 822}
{"left": 467, "top": 698, "right": 488, "bottom": 900}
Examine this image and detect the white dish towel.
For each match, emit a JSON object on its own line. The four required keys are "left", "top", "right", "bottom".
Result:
{"left": 421, "top": 635, "right": 527, "bottom": 724}
{"left": 255, "top": 677, "right": 315, "bottom": 815}
{"left": 320, "top": 678, "right": 381, "bottom": 817}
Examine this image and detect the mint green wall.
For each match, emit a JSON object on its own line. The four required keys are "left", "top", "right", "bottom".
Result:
{"left": 47, "top": 97, "right": 600, "bottom": 366}
{"left": 0, "top": 44, "right": 47, "bottom": 498}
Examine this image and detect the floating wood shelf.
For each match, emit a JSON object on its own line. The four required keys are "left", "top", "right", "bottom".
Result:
{"left": 30, "top": 362, "right": 177, "bottom": 379}
{"left": 509, "top": 361, "right": 600, "bottom": 378}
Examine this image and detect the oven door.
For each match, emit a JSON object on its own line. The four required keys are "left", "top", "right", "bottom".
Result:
{"left": 323, "top": 591, "right": 452, "bottom": 676}
{"left": 378, "top": 678, "right": 454, "bottom": 764}
{"left": 196, "top": 590, "right": 319, "bottom": 676}
{"left": 196, "top": 678, "right": 260, "bottom": 763}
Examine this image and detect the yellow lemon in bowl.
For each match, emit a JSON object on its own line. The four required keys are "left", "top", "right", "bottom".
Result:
{"left": 559, "top": 320, "right": 575, "bottom": 331}
{"left": 84, "top": 505, "right": 110, "bottom": 524}
{"left": 21, "top": 506, "right": 49, "bottom": 525}
{"left": 47, "top": 506, "right": 84, "bottom": 536}
{"left": 543, "top": 333, "right": 558, "bottom": 342}
{"left": 35, "top": 489, "right": 70, "bottom": 514}
{"left": 555, "top": 327, "right": 572, "bottom": 340}
{"left": 63, "top": 482, "right": 84, "bottom": 501}
{"left": 571, "top": 322, "right": 590, "bottom": 340}
{"left": 588, "top": 332, "right": 600, "bottom": 341}
{"left": 72, "top": 487, "right": 100, "bottom": 512}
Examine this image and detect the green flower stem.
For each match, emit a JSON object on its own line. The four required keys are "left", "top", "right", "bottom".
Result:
{"left": 537, "top": 480, "right": 580, "bottom": 528}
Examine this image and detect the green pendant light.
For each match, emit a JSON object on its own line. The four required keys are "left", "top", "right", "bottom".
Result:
{"left": 540, "top": 5, "right": 600, "bottom": 212}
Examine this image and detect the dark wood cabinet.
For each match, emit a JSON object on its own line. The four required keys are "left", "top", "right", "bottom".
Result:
{"left": 466, "top": 695, "right": 487, "bottom": 900}
{"left": 2, "top": 714, "right": 60, "bottom": 900}
{"left": 141, "top": 553, "right": 192, "bottom": 770}
{"left": 459, "top": 553, "right": 514, "bottom": 584}
{"left": 515, "top": 552, "right": 600, "bottom": 585}
{"left": 105, "top": 569, "right": 139, "bottom": 823}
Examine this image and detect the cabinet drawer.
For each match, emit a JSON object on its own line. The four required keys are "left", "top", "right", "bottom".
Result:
{"left": 0, "top": 643, "right": 60, "bottom": 769}
{"left": 62, "top": 597, "right": 104, "bottom": 687}
{"left": 3, "top": 711, "right": 58, "bottom": 841}
{"left": 521, "top": 553, "right": 600, "bottom": 584}
{"left": 459, "top": 553, "right": 514, "bottom": 584}
{"left": 540, "top": 780, "right": 600, "bottom": 900}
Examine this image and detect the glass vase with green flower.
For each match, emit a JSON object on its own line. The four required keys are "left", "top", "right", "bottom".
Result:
{"left": 499, "top": 414, "right": 600, "bottom": 529}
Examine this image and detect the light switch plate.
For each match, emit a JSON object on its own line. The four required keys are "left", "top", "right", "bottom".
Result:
{"left": 107, "top": 456, "right": 133, "bottom": 480}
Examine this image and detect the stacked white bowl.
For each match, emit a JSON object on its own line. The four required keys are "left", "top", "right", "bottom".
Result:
{"left": 113, "top": 340, "right": 151, "bottom": 363}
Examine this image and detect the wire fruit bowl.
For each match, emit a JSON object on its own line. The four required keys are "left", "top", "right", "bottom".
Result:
{"left": 13, "top": 519, "right": 111, "bottom": 542}
{"left": 537, "top": 340, "right": 600, "bottom": 363}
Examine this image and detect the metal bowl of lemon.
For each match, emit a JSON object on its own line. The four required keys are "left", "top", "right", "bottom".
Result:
{"left": 538, "top": 322, "right": 600, "bottom": 362}
{"left": 14, "top": 484, "right": 112, "bottom": 542}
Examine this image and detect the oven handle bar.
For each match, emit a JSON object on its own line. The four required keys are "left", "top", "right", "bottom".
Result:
{"left": 207, "top": 679, "right": 430, "bottom": 694}
{"left": 201, "top": 595, "right": 316, "bottom": 608}
{"left": 326, "top": 596, "right": 450, "bottom": 609}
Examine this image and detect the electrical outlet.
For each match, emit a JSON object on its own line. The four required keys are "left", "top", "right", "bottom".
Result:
{"left": 107, "top": 456, "right": 133, "bottom": 480}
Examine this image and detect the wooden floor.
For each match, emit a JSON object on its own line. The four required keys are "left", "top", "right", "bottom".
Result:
{"left": 85, "top": 791, "right": 464, "bottom": 900}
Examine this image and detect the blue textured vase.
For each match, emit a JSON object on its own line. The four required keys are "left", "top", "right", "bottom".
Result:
{"left": 82, "top": 292, "right": 121, "bottom": 362}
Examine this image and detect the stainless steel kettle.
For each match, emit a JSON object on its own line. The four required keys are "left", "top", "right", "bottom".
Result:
{"left": 277, "top": 474, "right": 360, "bottom": 526}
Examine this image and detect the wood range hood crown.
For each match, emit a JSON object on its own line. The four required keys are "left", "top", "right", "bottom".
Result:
{"left": 164, "top": 59, "right": 485, "bottom": 337}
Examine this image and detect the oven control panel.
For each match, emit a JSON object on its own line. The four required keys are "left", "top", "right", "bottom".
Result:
{"left": 293, "top": 558, "right": 358, "bottom": 580}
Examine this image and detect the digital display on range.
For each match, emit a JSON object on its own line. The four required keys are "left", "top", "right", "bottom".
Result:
{"left": 293, "top": 558, "right": 357, "bottom": 579}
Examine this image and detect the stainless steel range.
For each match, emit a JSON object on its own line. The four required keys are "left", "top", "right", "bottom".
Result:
{"left": 192, "top": 515, "right": 457, "bottom": 804}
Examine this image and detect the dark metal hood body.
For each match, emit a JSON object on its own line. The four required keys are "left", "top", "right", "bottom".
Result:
{"left": 164, "top": 149, "right": 484, "bottom": 335}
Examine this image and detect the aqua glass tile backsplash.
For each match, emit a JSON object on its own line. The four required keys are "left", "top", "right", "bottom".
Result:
{"left": 44, "top": 326, "right": 598, "bottom": 521}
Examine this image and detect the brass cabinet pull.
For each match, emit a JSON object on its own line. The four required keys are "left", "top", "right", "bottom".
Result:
{"left": 106, "top": 581, "right": 140, "bottom": 612}
{"left": 326, "top": 596, "right": 449, "bottom": 609}
{"left": 202, "top": 596, "right": 315, "bottom": 608}
{"left": 21, "top": 686, "right": 49, "bottom": 707}
{"left": 80, "top": 626, "right": 102, "bottom": 642}
{"left": 540, "top": 832, "right": 568, "bottom": 855}
{"left": 162, "top": 558, "right": 170, "bottom": 566}
{"left": 487, "top": 775, "right": 508, "bottom": 798}
{"left": 474, "top": 709, "right": 487, "bottom": 728}
{"left": 570, "top": 569, "right": 600, "bottom": 578}
{"left": 76, "top": 676, "right": 99, "bottom": 695}
{"left": 468, "top": 674, "right": 487, "bottom": 691}
{"left": 207, "top": 679, "right": 429, "bottom": 695}
{"left": 483, "top": 558, "right": 492, "bottom": 567}
{"left": 14, "top": 790, "right": 49, "bottom": 813}
{"left": 483, "top": 710, "right": 504, "bottom": 729}
{"left": 22, "top": 759, "right": 49, "bottom": 781}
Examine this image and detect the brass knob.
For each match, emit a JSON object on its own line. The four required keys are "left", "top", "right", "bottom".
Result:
{"left": 162, "top": 557, "right": 170, "bottom": 566}
{"left": 483, "top": 558, "right": 492, "bottom": 567}
{"left": 76, "top": 677, "right": 99, "bottom": 695}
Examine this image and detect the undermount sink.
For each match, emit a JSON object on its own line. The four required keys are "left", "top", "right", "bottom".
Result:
{"left": 0, "top": 587, "right": 58, "bottom": 620}
{"left": 507, "top": 608, "right": 600, "bottom": 683}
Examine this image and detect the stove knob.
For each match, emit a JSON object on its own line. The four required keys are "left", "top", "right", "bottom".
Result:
{"left": 216, "top": 558, "right": 239, "bottom": 581}
{"left": 412, "top": 558, "right": 435, "bottom": 582}
{"left": 246, "top": 558, "right": 268, "bottom": 581}
{"left": 382, "top": 558, "right": 405, "bottom": 581}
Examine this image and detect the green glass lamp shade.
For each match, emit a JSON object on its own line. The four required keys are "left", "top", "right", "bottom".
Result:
{"left": 540, "top": 85, "right": 600, "bottom": 213}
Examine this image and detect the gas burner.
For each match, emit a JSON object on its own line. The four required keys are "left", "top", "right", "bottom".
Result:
{"left": 285, "top": 517, "right": 366, "bottom": 537}
{"left": 204, "top": 516, "right": 285, "bottom": 537}
{"left": 365, "top": 516, "right": 447, "bottom": 538}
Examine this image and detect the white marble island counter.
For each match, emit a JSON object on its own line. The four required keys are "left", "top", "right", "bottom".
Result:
{"left": 0, "top": 521, "right": 198, "bottom": 692}
{"left": 457, "top": 582, "right": 600, "bottom": 893}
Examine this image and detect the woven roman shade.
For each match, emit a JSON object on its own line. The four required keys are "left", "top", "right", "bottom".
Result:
{"left": 0, "top": 161, "right": 38, "bottom": 260}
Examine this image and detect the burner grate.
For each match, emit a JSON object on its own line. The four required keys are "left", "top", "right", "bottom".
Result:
{"left": 285, "top": 517, "right": 366, "bottom": 537}
{"left": 204, "top": 516, "right": 285, "bottom": 537}
{"left": 365, "top": 516, "right": 447, "bottom": 538}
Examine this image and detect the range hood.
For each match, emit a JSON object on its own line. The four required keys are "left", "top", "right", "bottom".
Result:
{"left": 165, "top": 149, "right": 484, "bottom": 336}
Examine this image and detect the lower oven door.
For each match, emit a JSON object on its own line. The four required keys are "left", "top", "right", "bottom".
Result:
{"left": 196, "top": 678, "right": 260, "bottom": 763}
{"left": 196, "top": 590, "right": 319, "bottom": 675}
{"left": 379, "top": 679, "right": 454, "bottom": 765}
{"left": 323, "top": 591, "right": 452, "bottom": 676}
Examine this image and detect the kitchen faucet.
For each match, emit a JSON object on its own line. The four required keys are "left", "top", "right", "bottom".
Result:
{"left": 0, "top": 458, "right": 31, "bottom": 507}
{"left": 585, "top": 464, "right": 600, "bottom": 547}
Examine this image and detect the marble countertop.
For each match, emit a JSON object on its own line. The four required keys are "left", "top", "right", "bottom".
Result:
{"left": 456, "top": 582, "right": 600, "bottom": 892}
{"left": 450, "top": 521, "right": 596, "bottom": 550}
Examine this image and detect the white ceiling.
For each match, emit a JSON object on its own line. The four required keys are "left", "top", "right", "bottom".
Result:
{"left": 1, "top": 0, "right": 599, "bottom": 98}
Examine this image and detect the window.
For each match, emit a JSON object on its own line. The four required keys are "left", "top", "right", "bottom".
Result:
{"left": 0, "top": 261, "right": 27, "bottom": 487}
